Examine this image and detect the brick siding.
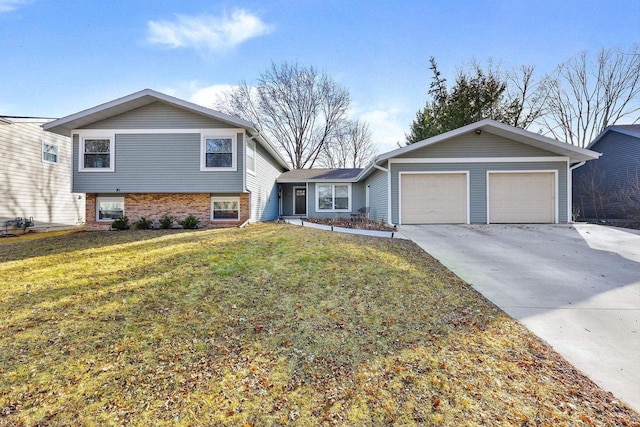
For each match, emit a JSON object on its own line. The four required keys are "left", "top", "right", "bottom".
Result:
{"left": 85, "top": 193, "right": 250, "bottom": 231}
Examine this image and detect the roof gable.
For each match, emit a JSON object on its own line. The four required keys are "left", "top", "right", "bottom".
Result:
{"left": 43, "top": 89, "right": 254, "bottom": 135}
{"left": 378, "top": 119, "right": 600, "bottom": 163}
{"left": 43, "top": 89, "right": 290, "bottom": 170}
{"left": 587, "top": 125, "right": 640, "bottom": 150}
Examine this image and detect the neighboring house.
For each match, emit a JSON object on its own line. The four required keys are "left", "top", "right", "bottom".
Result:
{"left": 43, "top": 89, "right": 290, "bottom": 230}
{"left": 573, "top": 125, "right": 640, "bottom": 221}
{"left": 279, "top": 119, "right": 599, "bottom": 224}
{"left": 43, "top": 89, "right": 600, "bottom": 230}
{"left": 1, "top": 116, "right": 84, "bottom": 232}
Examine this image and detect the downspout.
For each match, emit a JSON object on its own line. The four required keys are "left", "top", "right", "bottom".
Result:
{"left": 372, "top": 162, "right": 393, "bottom": 227}
{"left": 568, "top": 161, "right": 587, "bottom": 223}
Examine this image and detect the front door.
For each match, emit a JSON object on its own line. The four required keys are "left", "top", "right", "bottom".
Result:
{"left": 294, "top": 187, "right": 307, "bottom": 216}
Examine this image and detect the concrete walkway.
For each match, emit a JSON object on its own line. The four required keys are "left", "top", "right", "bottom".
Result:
{"left": 401, "top": 223, "right": 640, "bottom": 412}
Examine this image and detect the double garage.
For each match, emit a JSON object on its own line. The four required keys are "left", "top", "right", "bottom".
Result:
{"left": 399, "top": 169, "right": 558, "bottom": 225}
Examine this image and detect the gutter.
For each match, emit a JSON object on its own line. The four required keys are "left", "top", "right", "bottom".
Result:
{"left": 570, "top": 161, "right": 586, "bottom": 171}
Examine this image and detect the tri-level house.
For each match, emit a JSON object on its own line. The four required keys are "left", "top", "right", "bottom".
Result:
{"left": 44, "top": 89, "right": 290, "bottom": 230}
{"left": 44, "top": 89, "right": 600, "bottom": 229}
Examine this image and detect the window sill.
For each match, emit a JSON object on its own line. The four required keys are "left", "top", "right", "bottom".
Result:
{"left": 200, "top": 167, "right": 237, "bottom": 172}
{"left": 80, "top": 168, "right": 115, "bottom": 173}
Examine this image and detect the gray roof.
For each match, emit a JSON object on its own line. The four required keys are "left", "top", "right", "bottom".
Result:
{"left": 615, "top": 124, "right": 640, "bottom": 134}
{"left": 587, "top": 124, "right": 640, "bottom": 149}
{"left": 277, "top": 168, "right": 363, "bottom": 182}
{"left": 377, "top": 119, "right": 600, "bottom": 163}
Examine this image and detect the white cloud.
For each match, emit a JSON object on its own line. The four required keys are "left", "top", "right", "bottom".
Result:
{"left": 354, "top": 107, "right": 410, "bottom": 154}
{"left": 189, "top": 84, "right": 237, "bottom": 109}
{"left": 146, "top": 9, "right": 273, "bottom": 54}
{"left": 0, "top": 0, "right": 30, "bottom": 13}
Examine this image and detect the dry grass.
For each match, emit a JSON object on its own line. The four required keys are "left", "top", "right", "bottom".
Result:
{"left": 0, "top": 223, "right": 637, "bottom": 426}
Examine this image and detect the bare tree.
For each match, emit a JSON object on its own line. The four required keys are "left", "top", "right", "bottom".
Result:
{"left": 539, "top": 46, "right": 640, "bottom": 147}
{"left": 218, "top": 62, "right": 351, "bottom": 169}
{"left": 320, "top": 120, "right": 377, "bottom": 168}
{"left": 506, "top": 65, "right": 548, "bottom": 129}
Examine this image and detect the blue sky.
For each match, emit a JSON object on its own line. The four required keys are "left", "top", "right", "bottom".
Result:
{"left": 1, "top": 0, "right": 638, "bottom": 153}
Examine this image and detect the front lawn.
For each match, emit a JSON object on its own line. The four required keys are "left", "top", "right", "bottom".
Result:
{"left": 0, "top": 224, "right": 637, "bottom": 425}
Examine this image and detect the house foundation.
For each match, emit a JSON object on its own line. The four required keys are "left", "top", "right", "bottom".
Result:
{"left": 85, "top": 193, "right": 250, "bottom": 231}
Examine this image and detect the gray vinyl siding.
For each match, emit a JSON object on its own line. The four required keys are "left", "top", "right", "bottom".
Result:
{"left": 390, "top": 161, "right": 568, "bottom": 224}
{"left": 246, "top": 142, "right": 286, "bottom": 221}
{"left": 400, "top": 132, "right": 558, "bottom": 158}
{"left": 84, "top": 102, "right": 233, "bottom": 129}
{"left": 573, "top": 131, "right": 639, "bottom": 219}
{"left": 307, "top": 182, "right": 365, "bottom": 219}
{"left": 73, "top": 132, "right": 244, "bottom": 193}
{"left": 364, "top": 169, "right": 388, "bottom": 222}
{"left": 1, "top": 120, "right": 85, "bottom": 228}
{"left": 279, "top": 183, "right": 304, "bottom": 216}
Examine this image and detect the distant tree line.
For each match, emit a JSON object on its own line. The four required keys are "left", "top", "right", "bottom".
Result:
{"left": 407, "top": 46, "right": 640, "bottom": 148}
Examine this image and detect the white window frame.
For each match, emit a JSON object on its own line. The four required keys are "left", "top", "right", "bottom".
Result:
{"left": 211, "top": 197, "right": 240, "bottom": 221}
{"left": 96, "top": 196, "right": 125, "bottom": 222}
{"left": 42, "top": 141, "right": 59, "bottom": 165}
{"left": 246, "top": 140, "right": 256, "bottom": 175}
{"left": 201, "top": 134, "right": 237, "bottom": 171}
{"left": 79, "top": 134, "right": 115, "bottom": 172}
{"left": 315, "top": 183, "right": 352, "bottom": 212}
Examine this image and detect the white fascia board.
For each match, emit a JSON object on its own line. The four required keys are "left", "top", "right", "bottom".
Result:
{"left": 388, "top": 156, "right": 570, "bottom": 164}
{"left": 276, "top": 178, "right": 360, "bottom": 183}
{"left": 377, "top": 119, "right": 600, "bottom": 163}
{"left": 44, "top": 88, "right": 257, "bottom": 136}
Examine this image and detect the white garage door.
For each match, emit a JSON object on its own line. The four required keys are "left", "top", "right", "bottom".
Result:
{"left": 488, "top": 172, "right": 556, "bottom": 223}
{"left": 401, "top": 173, "right": 468, "bottom": 224}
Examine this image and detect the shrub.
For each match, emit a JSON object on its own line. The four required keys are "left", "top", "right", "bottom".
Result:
{"left": 111, "top": 216, "right": 130, "bottom": 230}
{"left": 179, "top": 215, "right": 200, "bottom": 230}
{"left": 133, "top": 217, "right": 154, "bottom": 230}
{"left": 158, "top": 215, "right": 175, "bottom": 229}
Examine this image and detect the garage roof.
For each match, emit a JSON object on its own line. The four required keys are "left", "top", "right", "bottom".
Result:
{"left": 377, "top": 119, "right": 601, "bottom": 164}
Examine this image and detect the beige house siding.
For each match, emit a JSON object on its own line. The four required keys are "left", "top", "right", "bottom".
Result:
{"left": 0, "top": 118, "right": 84, "bottom": 231}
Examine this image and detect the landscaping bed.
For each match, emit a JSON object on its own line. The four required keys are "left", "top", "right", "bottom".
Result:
{"left": 0, "top": 223, "right": 637, "bottom": 425}
{"left": 303, "top": 217, "right": 395, "bottom": 231}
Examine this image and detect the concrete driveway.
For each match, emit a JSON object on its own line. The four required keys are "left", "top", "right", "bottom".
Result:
{"left": 400, "top": 223, "right": 640, "bottom": 412}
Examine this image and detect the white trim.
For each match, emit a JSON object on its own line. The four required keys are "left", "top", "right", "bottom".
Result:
{"left": 41, "top": 140, "right": 59, "bottom": 165}
{"left": 246, "top": 139, "right": 256, "bottom": 176}
{"left": 211, "top": 196, "right": 240, "bottom": 221}
{"left": 315, "top": 182, "right": 352, "bottom": 213}
{"left": 486, "top": 170, "right": 559, "bottom": 224}
{"left": 365, "top": 184, "right": 370, "bottom": 218}
{"left": 79, "top": 134, "right": 115, "bottom": 172}
{"left": 293, "top": 186, "right": 307, "bottom": 216}
{"left": 75, "top": 127, "right": 243, "bottom": 135}
{"left": 377, "top": 119, "right": 599, "bottom": 163}
{"left": 201, "top": 133, "right": 237, "bottom": 172}
{"left": 387, "top": 167, "right": 392, "bottom": 225}
{"left": 398, "top": 171, "right": 470, "bottom": 225}
{"left": 277, "top": 178, "right": 360, "bottom": 183}
{"left": 388, "top": 156, "right": 569, "bottom": 164}
{"left": 96, "top": 196, "right": 125, "bottom": 222}
{"left": 566, "top": 160, "right": 572, "bottom": 222}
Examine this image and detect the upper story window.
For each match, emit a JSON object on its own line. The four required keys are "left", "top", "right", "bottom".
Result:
{"left": 80, "top": 137, "right": 114, "bottom": 172}
{"left": 42, "top": 141, "right": 58, "bottom": 164}
{"left": 201, "top": 134, "right": 236, "bottom": 171}
{"left": 317, "top": 183, "right": 351, "bottom": 212}
{"left": 247, "top": 140, "right": 256, "bottom": 175}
